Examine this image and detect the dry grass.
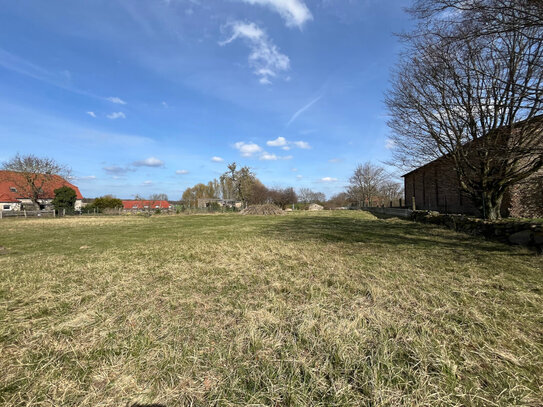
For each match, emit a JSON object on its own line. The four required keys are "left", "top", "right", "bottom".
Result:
{"left": 0, "top": 211, "right": 542, "bottom": 406}
{"left": 240, "top": 204, "right": 283, "bottom": 215}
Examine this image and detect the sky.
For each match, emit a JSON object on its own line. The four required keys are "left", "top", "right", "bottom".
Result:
{"left": 0, "top": 0, "right": 412, "bottom": 200}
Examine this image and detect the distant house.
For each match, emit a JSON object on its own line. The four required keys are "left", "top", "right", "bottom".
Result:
{"left": 0, "top": 171, "right": 83, "bottom": 211}
{"left": 197, "top": 198, "right": 242, "bottom": 209}
{"left": 122, "top": 200, "right": 172, "bottom": 211}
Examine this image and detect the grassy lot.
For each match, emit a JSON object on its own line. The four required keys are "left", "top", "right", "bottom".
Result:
{"left": 0, "top": 211, "right": 542, "bottom": 406}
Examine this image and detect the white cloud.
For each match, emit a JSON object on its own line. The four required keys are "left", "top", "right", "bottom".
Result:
{"left": 267, "top": 136, "right": 287, "bottom": 147}
{"left": 385, "top": 138, "right": 396, "bottom": 149}
{"left": 296, "top": 174, "right": 303, "bottom": 179}
{"left": 107, "top": 96, "right": 126, "bottom": 105}
{"left": 329, "top": 158, "right": 342, "bottom": 163}
{"left": 320, "top": 177, "right": 338, "bottom": 182}
{"left": 220, "top": 22, "right": 290, "bottom": 84}
{"left": 175, "top": 169, "right": 189, "bottom": 174}
{"left": 260, "top": 152, "right": 278, "bottom": 161}
{"left": 287, "top": 95, "right": 322, "bottom": 126}
{"left": 293, "top": 140, "right": 311, "bottom": 149}
{"left": 211, "top": 156, "right": 224, "bottom": 162}
{"left": 133, "top": 157, "right": 164, "bottom": 167}
{"left": 142, "top": 180, "right": 153, "bottom": 185}
{"left": 240, "top": 0, "right": 313, "bottom": 28}
{"left": 234, "top": 141, "right": 263, "bottom": 157}
{"left": 107, "top": 112, "right": 126, "bottom": 119}
{"left": 291, "top": 167, "right": 298, "bottom": 172}
{"left": 260, "top": 152, "right": 292, "bottom": 160}
{"left": 266, "top": 137, "right": 311, "bottom": 150}
{"left": 162, "top": 101, "right": 168, "bottom": 108}
{"left": 86, "top": 111, "right": 96, "bottom": 118}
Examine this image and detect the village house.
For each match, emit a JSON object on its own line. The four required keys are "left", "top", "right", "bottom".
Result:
{"left": 0, "top": 171, "right": 83, "bottom": 212}
{"left": 197, "top": 198, "right": 242, "bottom": 209}
{"left": 122, "top": 200, "right": 172, "bottom": 211}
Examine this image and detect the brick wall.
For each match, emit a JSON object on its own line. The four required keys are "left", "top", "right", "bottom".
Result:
{"left": 404, "top": 158, "right": 479, "bottom": 215}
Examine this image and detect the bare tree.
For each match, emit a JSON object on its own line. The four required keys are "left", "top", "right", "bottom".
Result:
{"left": 386, "top": 1, "right": 543, "bottom": 219}
{"left": 347, "top": 163, "right": 389, "bottom": 207}
{"left": 150, "top": 193, "right": 169, "bottom": 201}
{"left": 221, "top": 163, "right": 255, "bottom": 206}
{"left": 269, "top": 187, "right": 298, "bottom": 209}
{"left": 380, "top": 181, "right": 403, "bottom": 203}
{"left": 1, "top": 154, "right": 70, "bottom": 210}
{"left": 298, "top": 188, "right": 326, "bottom": 204}
{"left": 408, "top": 0, "right": 543, "bottom": 40}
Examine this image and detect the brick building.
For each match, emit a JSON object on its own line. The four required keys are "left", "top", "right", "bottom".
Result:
{"left": 403, "top": 157, "right": 543, "bottom": 218}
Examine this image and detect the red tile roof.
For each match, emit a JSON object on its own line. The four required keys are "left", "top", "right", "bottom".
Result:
{"left": 122, "top": 200, "right": 171, "bottom": 209}
{"left": 0, "top": 171, "right": 83, "bottom": 202}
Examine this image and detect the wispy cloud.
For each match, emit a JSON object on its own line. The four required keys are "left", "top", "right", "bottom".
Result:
{"left": 234, "top": 141, "right": 263, "bottom": 157}
{"left": 107, "top": 96, "right": 126, "bottom": 105}
{"left": 239, "top": 0, "right": 313, "bottom": 28}
{"left": 220, "top": 22, "right": 290, "bottom": 85}
{"left": 329, "top": 158, "right": 343, "bottom": 163}
{"left": 86, "top": 111, "right": 96, "bottom": 118}
{"left": 385, "top": 138, "right": 396, "bottom": 149}
{"left": 175, "top": 169, "right": 189, "bottom": 174}
{"left": 320, "top": 177, "right": 338, "bottom": 182}
{"left": 211, "top": 156, "right": 224, "bottom": 162}
{"left": 107, "top": 112, "right": 126, "bottom": 120}
{"left": 103, "top": 165, "right": 131, "bottom": 175}
{"left": 133, "top": 157, "right": 164, "bottom": 167}
{"left": 293, "top": 140, "right": 310, "bottom": 149}
{"left": 287, "top": 95, "right": 322, "bottom": 126}
{"left": 69, "top": 175, "right": 96, "bottom": 181}
{"left": 142, "top": 180, "right": 153, "bottom": 185}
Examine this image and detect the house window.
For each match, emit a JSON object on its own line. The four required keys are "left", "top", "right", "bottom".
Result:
{"left": 9, "top": 187, "right": 17, "bottom": 192}
{"left": 155, "top": 205, "right": 160, "bottom": 208}
{"left": 133, "top": 205, "right": 138, "bottom": 208}
{"left": 3, "top": 205, "right": 10, "bottom": 210}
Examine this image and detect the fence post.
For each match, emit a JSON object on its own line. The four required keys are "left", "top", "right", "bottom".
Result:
{"left": 0, "top": 210, "right": 2, "bottom": 219}
{"left": 24, "top": 210, "right": 27, "bottom": 218}
{"left": 63, "top": 208, "right": 65, "bottom": 217}
{"left": 412, "top": 196, "right": 416, "bottom": 211}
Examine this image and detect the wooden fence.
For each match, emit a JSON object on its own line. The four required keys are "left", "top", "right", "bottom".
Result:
{"left": 0, "top": 210, "right": 56, "bottom": 219}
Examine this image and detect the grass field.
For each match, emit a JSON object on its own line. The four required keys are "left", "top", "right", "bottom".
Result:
{"left": 1, "top": 211, "right": 542, "bottom": 406}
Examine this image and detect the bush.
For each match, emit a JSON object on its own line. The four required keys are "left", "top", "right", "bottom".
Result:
{"left": 52, "top": 186, "right": 77, "bottom": 214}
{"left": 88, "top": 196, "right": 123, "bottom": 213}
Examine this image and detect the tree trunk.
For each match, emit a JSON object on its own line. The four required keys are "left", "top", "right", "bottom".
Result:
{"left": 481, "top": 192, "right": 503, "bottom": 220}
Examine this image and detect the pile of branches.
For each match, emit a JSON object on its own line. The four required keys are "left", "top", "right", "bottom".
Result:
{"left": 240, "top": 204, "right": 284, "bottom": 216}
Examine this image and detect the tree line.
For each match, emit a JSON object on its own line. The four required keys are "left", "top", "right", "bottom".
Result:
{"left": 182, "top": 161, "right": 403, "bottom": 210}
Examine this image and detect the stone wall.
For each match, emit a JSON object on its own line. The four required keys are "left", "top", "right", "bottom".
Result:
{"left": 410, "top": 210, "right": 543, "bottom": 253}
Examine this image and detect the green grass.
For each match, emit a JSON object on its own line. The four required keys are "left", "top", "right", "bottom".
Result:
{"left": 0, "top": 211, "right": 542, "bottom": 406}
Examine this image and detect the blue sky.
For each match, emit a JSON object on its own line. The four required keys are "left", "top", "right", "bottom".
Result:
{"left": 0, "top": 0, "right": 411, "bottom": 199}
